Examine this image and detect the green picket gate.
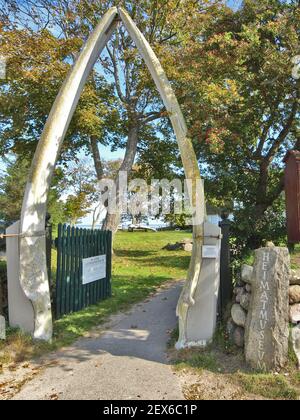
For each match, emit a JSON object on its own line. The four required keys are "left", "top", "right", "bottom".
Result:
{"left": 55, "top": 224, "right": 112, "bottom": 319}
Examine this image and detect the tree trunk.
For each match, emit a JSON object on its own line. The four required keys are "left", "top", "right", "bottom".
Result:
{"left": 246, "top": 161, "right": 285, "bottom": 249}
{"left": 90, "top": 135, "right": 104, "bottom": 180}
{"left": 91, "top": 202, "right": 103, "bottom": 229}
{"left": 102, "top": 123, "right": 139, "bottom": 233}
{"left": 89, "top": 135, "right": 105, "bottom": 229}
{"left": 254, "top": 160, "right": 269, "bottom": 218}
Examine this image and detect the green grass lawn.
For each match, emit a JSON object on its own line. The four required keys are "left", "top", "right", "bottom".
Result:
{"left": 0, "top": 230, "right": 191, "bottom": 366}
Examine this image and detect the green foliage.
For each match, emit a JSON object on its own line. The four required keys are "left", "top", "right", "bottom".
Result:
{"left": 0, "top": 24, "right": 119, "bottom": 163}
{"left": 231, "top": 196, "right": 287, "bottom": 260}
{"left": 63, "top": 193, "right": 91, "bottom": 226}
{"left": 172, "top": 0, "right": 300, "bottom": 253}
{"left": 164, "top": 213, "right": 192, "bottom": 229}
{"left": 61, "top": 159, "right": 99, "bottom": 225}
{"left": 1, "top": 0, "right": 299, "bottom": 252}
{"left": 0, "top": 156, "right": 65, "bottom": 227}
{"left": 0, "top": 157, "right": 29, "bottom": 225}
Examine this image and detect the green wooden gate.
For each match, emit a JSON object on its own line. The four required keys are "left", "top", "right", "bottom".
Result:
{"left": 55, "top": 224, "right": 112, "bottom": 319}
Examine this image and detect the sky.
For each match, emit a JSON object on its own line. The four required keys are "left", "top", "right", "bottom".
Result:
{"left": 226, "top": 0, "right": 243, "bottom": 10}
{"left": 98, "top": 144, "right": 124, "bottom": 161}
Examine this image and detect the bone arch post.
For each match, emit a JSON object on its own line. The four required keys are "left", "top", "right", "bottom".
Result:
{"left": 19, "top": 7, "right": 205, "bottom": 341}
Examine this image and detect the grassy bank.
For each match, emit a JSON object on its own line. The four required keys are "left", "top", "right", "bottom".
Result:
{"left": 0, "top": 230, "right": 191, "bottom": 367}
{"left": 169, "top": 327, "right": 300, "bottom": 400}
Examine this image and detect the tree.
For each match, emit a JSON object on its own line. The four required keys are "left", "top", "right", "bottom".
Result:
{"left": 62, "top": 159, "right": 99, "bottom": 226}
{"left": 171, "top": 0, "right": 300, "bottom": 253}
{"left": 0, "top": 22, "right": 119, "bottom": 162}
{"left": 1, "top": 0, "right": 217, "bottom": 235}
{"left": 0, "top": 156, "right": 65, "bottom": 226}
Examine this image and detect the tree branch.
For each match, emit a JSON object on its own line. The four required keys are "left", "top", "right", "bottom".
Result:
{"left": 106, "top": 43, "right": 126, "bottom": 104}
{"left": 266, "top": 95, "right": 299, "bottom": 161}
{"left": 254, "top": 113, "right": 276, "bottom": 158}
{"left": 140, "top": 109, "right": 165, "bottom": 124}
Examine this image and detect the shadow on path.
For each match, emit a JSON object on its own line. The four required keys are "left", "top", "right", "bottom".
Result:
{"left": 13, "top": 281, "right": 185, "bottom": 400}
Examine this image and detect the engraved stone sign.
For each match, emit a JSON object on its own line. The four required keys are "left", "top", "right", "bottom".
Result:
{"left": 245, "top": 247, "right": 290, "bottom": 371}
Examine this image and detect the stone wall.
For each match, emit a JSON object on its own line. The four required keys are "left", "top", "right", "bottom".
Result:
{"left": 289, "top": 270, "right": 300, "bottom": 324}
{"left": 227, "top": 279, "right": 251, "bottom": 349}
{"left": 227, "top": 245, "right": 300, "bottom": 371}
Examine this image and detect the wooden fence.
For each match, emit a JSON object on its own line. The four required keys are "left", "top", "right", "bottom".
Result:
{"left": 55, "top": 224, "right": 112, "bottom": 319}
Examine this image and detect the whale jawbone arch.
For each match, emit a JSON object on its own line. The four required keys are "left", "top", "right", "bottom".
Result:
{"left": 18, "top": 7, "right": 219, "bottom": 345}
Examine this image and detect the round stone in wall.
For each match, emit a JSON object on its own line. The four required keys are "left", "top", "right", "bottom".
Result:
{"left": 231, "top": 304, "right": 247, "bottom": 328}
{"left": 233, "top": 326, "right": 245, "bottom": 348}
{"left": 245, "top": 284, "right": 252, "bottom": 293}
{"left": 289, "top": 304, "right": 300, "bottom": 324}
{"left": 241, "top": 264, "right": 254, "bottom": 284}
{"left": 289, "top": 285, "right": 300, "bottom": 305}
{"left": 240, "top": 293, "right": 251, "bottom": 312}
{"left": 226, "top": 318, "right": 235, "bottom": 340}
{"left": 290, "top": 270, "right": 300, "bottom": 286}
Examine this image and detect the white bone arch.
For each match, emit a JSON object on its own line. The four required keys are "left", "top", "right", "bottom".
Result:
{"left": 19, "top": 7, "right": 205, "bottom": 341}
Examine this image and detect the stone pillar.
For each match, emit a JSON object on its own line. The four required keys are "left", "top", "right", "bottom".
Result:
{"left": 245, "top": 246, "right": 290, "bottom": 371}
{"left": 176, "top": 221, "right": 221, "bottom": 348}
{"left": 6, "top": 221, "right": 34, "bottom": 334}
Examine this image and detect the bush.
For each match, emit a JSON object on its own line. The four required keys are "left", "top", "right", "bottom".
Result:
{"left": 231, "top": 198, "right": 287, "bottom": 261}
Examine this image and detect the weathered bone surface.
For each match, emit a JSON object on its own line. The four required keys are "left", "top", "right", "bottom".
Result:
{"left": 19, "top": 7, "right": 207, "bottom": 342}
{"left": 175, "top": 222, "right": 221, "bottom": 349}
{"left": 19, "top": 8, "right": 119, "bottom": 341}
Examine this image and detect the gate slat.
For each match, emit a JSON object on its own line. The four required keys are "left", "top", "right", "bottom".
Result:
{"left": 78, "top": 228, "right": 83, "bottom": 311}
{"left": 65, "top": 225, "right": 71, "bottom": 314}
{"left": 70, "top": 226, "right": 75, "bottom": 313}
{"left": 107, "top": 231, "right": 112, "bottom": 297}
{"left": 61, "top": 224, "right": 67, "bottom": 317}
{"left": 75, "top": 227, "right": 80, "bottom": 312}
{"left": 55, "top": 223, "right": 62, "bottom": 318}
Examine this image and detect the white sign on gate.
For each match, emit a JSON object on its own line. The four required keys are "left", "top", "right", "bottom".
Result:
{"left": 82, "top": 255, "right": 106, "bottom": 285}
